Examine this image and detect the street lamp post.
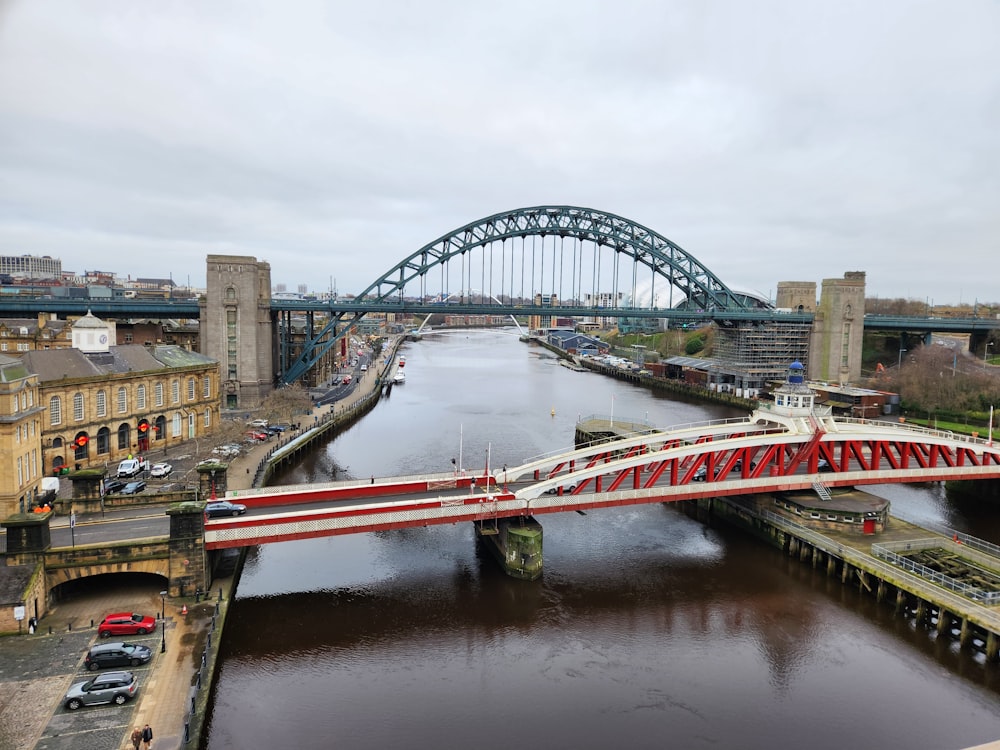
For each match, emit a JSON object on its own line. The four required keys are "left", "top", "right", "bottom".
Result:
{"left": 898, "top": 348, "right": 907, "bottom": 370}
{"left": 986, "top": 342, "right": 993, "bottom": 369}
{"left": 159, "top": 590, "right": 167, "bottom": 653}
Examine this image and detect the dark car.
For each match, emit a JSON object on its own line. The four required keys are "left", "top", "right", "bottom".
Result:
{"left": 98, "top": 612, "right": 156, "bottom": 638}
{"left": 120, "top": 480, "right": 146, "bottom": 495}
{"left": 103, "top": 479, "right": 127, "bottom": 495}
{"left": 205, "top": 500, "right": 248, "bottom": 518}
{"left": 64, "top": 670, "right": 139, "bottom": 710}
{"left": 85, "top": 642, "right": 153, "bottom": 671}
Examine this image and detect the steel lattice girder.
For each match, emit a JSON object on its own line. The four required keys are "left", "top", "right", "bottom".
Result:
{"left": 282, "top": 205, "right": 748, "bottom": 383}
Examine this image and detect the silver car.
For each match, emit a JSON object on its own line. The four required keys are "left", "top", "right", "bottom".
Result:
{"left": 64, "top": 670, "right": 139, "bottom": 710}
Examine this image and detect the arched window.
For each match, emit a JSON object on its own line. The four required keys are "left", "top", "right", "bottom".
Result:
{"left": 73, "top": 432, "right": 89, "bottom": 461}
{"left": 155, "top": 415, "right": 167, "bottom": 441}
{"left": 226, "top": 286, "right": 236, "bottom": 300}
{"left": 137, "top": 384, "right": 147, "bottom": 410}
{"left": 117, "top": 387, "right": 128, "bottom": 413}
{"left": 171, "top": 380, "right": 179, "bottom": 404}
{"left": 96, "top": 390, "right": 107, "bottom": 418}
{"left": 49, "top": 396, "right": 62, "bottom": 426}
{"left": 172, "top": 413, "right": 182, "bottom": 437}
{"left": 73, "top": 392, "right": 85, "bottom": 421}
{"left": 187, "top": 378, "right": 195, "bottom": 401}
{"left": 203, "top": 376, "right": 211, "bottom": 398}
{"left": 203, "top": 408, "right": 212, "bottom": 428}
{"left": 96, "top": 427, "right": 111, "bottom": 455}
{"left": 155, "top": 382, "right": 164, "bottom": 407}
{"left": 117, "top": 423, "right": 130, "bottom": 451}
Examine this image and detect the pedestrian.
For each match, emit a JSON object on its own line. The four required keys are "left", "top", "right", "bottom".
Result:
{"left": 141, "top": 723, "right": 153, "bottom": 750}
{"left": 130, "top": 726, "right": 142, "bottom": 750}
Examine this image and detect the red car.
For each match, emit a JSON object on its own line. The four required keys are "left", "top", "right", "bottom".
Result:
{"left": 98, "top": 612, "right": 157, "bottom": 638}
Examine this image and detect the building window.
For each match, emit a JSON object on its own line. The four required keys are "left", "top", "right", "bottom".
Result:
{"left": 203, "top": 376, "right": 211, "bottom": 398}
{"left": 17, "top": 342, "right": 28, "bottom": 351}
{"left": 49, "top": 396, "right": 62, "bottom": 426}
{"left": 73, "top": 392, "right": 84, "bottom": 421}
{"left": 172, "top": 413, "right": 182, "bottom": 437}
{"left": 97, "top": 427, "right": 111, "bottom": 455}
{"left": 96, "top": 390, "right": 107, "bottom": 417}
{"left": 137, "top": 384, "right": 147, "bottom": 410}
{"left": 17, "top": 457, "right": 22, "bottom": 486}
{"left": 11, "top": 394, "right": 17, "bottom": 414}
{"left": 117, "top": 423, "right": 130, "bottom": 451}
{"left": 171, "top": 380, "right": 179, "bottom": 404}
{"left": 204, "top": 408, "right": 211, "bottom": 427}
{"left": 117, "top": 387, "right": 128, "bottom": 413}
{"left": 155, "top": 382, "right": 164, "bottom": 407}
{"left": 124, "top": 333, "right": 133, "bottom": 343}
{"left": 187, "top": 378, "right": 195, "bottom": 401}
{"left": 228, "top": 365, "right": 237, "bottom": 380}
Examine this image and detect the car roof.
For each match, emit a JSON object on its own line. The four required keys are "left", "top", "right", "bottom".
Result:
{"left": 102, "top": 611, "right": 141, "bottom": 619}
{"left": 92, "top": 670, "right": 134, "bottom": 681}
{"left": 91, "top": 641, "right": 146, "bottom": 650}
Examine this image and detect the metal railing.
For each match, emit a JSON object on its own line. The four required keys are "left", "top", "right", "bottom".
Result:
{"left": 871, "top": 542, "right": 1000, "bottom": 606}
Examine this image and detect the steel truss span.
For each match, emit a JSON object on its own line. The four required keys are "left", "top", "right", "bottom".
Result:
{"left": 204, "top": 416, "right": 1000, "bottom": 549}
{"left": 281, "top": 205, "right": 766, "bottom": 383}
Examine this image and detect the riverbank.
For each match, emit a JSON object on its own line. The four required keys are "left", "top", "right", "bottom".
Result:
{"left": 0, "top": 337, "right": 403, "bottom": 750}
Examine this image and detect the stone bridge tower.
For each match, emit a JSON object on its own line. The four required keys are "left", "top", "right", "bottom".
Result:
{"left": 807, "top": 272, "right": 866, "bottom": 384}
{"left": 201, "top": 255, "right": 274, "bottom": 410}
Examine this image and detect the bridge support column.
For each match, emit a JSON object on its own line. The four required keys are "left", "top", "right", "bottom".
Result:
{"left": 475, "top": 516, "right": 543, "bottom": 580}
{"left": 986, "top": 632, "right": 1000, "bottom": 662}
{"left": 959, "top": 619, "right": 972, "bottom": 649}
{"left": 936, "top": 609, "right": 950, "bottom": 637}
{"left": 168, "top": 503, "right": 209, "bottom": 598}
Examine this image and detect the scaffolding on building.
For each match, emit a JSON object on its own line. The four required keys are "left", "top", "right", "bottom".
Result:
{"left": 712, "top": 320, "right": 813, "bottom": 391}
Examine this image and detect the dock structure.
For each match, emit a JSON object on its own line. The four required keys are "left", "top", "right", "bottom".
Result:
{"left": 697, "top": 494, "right": 1000, "bottom": 661}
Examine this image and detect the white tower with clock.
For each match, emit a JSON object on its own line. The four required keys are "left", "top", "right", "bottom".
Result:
{"left": 71, "top": 310, "right": 116, "bottom": 353}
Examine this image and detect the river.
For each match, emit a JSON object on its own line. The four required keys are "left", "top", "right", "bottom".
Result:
{"left": 203, "top": 330, "right": 1000, "bottom": 750}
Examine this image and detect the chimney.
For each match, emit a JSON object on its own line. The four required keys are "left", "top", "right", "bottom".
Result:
{"left": 37, "top": 311, "right": 48, "bottom": 329}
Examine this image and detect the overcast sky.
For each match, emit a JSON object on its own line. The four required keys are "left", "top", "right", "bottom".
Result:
{"left": 1, "top": 1, "right": 997, "bottom": 304}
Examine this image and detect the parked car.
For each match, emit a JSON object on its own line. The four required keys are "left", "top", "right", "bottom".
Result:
{"left": 267, "top": 424, "right": 288, "bottom": 434}
{"left": 248, "top": 418, "right": 269, "bottom": 428}
{"left": 150, "top": 462, "right": 173, "bottom": 478}
{"left": 116, "top": 457, "right": 149, "bottom": 478}
{"left": 98, "top": 612, "right": 156, "bottom": 638}
{"left": 120, "top": 481, "right": 146, "bottom": 495}
{"left": 103, "top": 479, "right": 127, "bottom": 495}
{"left": 205, "top": 500, "right": 248, "bottom": 518}
{"left": 64, "top": 671, "right": 139, "bottom": 710}
{"left": 245, "top": 430, "right": 268, "bottom": 442}
{"left": 85, "top": 642, "right": 153, "bottom": 671}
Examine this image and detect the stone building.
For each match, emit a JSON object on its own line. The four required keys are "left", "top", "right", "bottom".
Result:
{"left": 20, "top": 312, "right": 220, "bottom": 476}
{"left": 808, "top": 272, "right": 866, "bottom": 384}
{"left": 0, "top": 354, "right": 45, "bottom": 517}
{"left": 0, "top": 313, "right": 73, "bottom": 354}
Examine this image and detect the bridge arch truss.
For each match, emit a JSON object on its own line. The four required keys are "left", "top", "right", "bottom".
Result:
{"left": 282, "top": 205, "right": 763, "bottom": 383}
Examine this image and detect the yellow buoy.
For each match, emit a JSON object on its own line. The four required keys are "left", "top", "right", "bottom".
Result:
{"left": 550, "top": 408, "right": 556, "bottom": 417}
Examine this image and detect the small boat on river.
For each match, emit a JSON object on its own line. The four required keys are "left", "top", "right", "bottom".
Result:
{"left": 393, "top": 371, "right": 406, "bottom": 384}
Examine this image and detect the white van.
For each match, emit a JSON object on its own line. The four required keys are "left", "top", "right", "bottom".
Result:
{"left": 117, "top": 457, "right": 148, "bottom": 478}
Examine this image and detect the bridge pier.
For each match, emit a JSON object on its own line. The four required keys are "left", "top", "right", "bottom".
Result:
{"left": 475, "top": 516, "right": 543, "bottom": 580}
{"left": 168, "top": 503, "right": 209, "bottom": 598}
